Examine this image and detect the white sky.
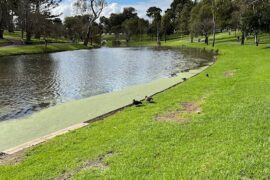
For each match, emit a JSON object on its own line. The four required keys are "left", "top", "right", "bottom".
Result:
{"left": 53, "top": 0, "right": 172, "bottom": 19}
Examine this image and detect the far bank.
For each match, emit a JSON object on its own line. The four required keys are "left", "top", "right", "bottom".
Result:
{"left": 0, "top": 43, "right": 94, "bottom": 57}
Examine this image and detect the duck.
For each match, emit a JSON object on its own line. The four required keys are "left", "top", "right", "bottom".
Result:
{"left": 206, "top": 73, "right": 209, "bottom": 78}
{"left": 133, "top": 99, "right": 142, "bottom": 106}
{"left": 182, "top": 78, "right": 187, "bottom": 81}
{"left": 145, "top": 96, "right": 154, "bottom": 103}
{"left": 0, "top": 152, "right": 7, "bottom": 157}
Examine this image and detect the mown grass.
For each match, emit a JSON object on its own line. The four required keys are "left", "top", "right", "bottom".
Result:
{"left": 0, "top": 39, "right": 10, "bottom": 46}
{"left": 1, "top": 33, "right": 270, "bottom": 179}
{"left": 0, "top": 31, "right": 90, "bottom": 57}
{"left": 3, "top": 31, "right": 70, "bottom": 44}
{"left": 0, "top": 43, "right": 92, "bottom": 57}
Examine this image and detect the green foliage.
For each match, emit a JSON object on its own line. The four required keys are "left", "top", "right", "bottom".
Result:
{"left": 190, "top": 0, "right": 213, "bottom": 39}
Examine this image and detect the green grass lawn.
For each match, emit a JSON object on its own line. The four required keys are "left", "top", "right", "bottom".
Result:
{"left": 0, "top": 31, "right": 91, "bottom": 57}
{"left": 3, "top": 31, "right": 70, "bottom": 44}
{"left": 0, "top": 39, "right": 10, "bottom": 46}
{"left": 1, "top": 33, "right": 270, "bottom": 179}
{"left": 0, "top": 43, "right": 92, "bottom": 57}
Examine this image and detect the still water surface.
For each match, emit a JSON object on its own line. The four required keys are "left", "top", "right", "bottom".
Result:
{"left": 0, "top": 47, "right": 213, "bottom": 121}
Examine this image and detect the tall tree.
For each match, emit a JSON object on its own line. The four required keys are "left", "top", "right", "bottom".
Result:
{"left": 168, "top": 0, "right": 193, "bottom": 32}
{"left": 0, "top": 0, "right": 9, "bottom": 39}
{"left": 147, "top": 7, "right": 162, "bottom": 45}
{"left": 211, "top": 0, "right": 217, "bottom": 47}
{"left": 190, "top": 0, "right": 213, "bottom": 45}
{"left": 74, "top": 0, "right": 106, "bottom": 46}
{"left": 122, "top": 18, "right": 139, "bottom": 42}
{"left": 138, "top": 18, "right": 149, "bottom": 41}
{"left": 161, "top": 9, "right": 174, "bottom": 42}
{"left": 15, "top": 0, "right": 61, "bottom": 42}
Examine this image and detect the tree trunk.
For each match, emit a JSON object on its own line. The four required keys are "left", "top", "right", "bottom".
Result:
{"left": 164, "top": 33, "right": 166, "bottom": 43}
{"left": 8, "top": 12, "right": 14, "bottom": 33}
{"left": 241, "top": 32, "right": 245, "bottom": 45}
{"left": 157, "top": 23, "right": 160, "bottom": 46}
{"left": 35, "top": 32, "right": 41, "bottom": 39}
{"left": 26, "top": 32, "right": 31, "bottom": 42}
{"left": 8, "top": 24, "right": 14, "bottom": 33}
{"left": 125, "top": 33, "right": 129, "bottom": 43}
{"left": 205, "top": 34, "right": 209, "bottom": 45}
{"left": 84, "top": 22, "right": 93, "bottom": 46}
{"left": 0, "top": 29, "right": 4, "bottom": 39}
{"left": 21, "top": 30, "right": 24, "bottom": 40}
{"left": 211, "top": 0, "right": 216, "bottom": 47}
{"left": 212, "top": 32, "right": 216, "bottom": 47}
{"left": 90, "top": 36, "right": 93, "bottom": 45}
{"left": 212, "top": 23, "right": 216, "bottom": 47}
{"left": 140, "top": 30, "right": 142, "bottom": 42}
{"left": 84, "top": 29, "right": 90, "bottom": 46}
{"left": 255, "top": 31, "right": 259, "bottom": 46}
{"left": 44, "top": 39, "right": 48, "bottom": 53}
{"left": 191, "top": 33, "right": 194, "bottom": 43}
{"left": 212, "top": 5, "right": 216, "bottom": 47}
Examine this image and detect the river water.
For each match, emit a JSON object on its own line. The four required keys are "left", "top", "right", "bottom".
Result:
{"left": 0, "top": 47, "right": 213, "bottom": 121}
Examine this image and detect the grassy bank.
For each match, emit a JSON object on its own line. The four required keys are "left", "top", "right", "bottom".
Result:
{"left": 1, "top": 33, "right": 270, "bottom": 179}
{"left": 2, "top": 31, "right": 70, "bottom": 44}
{"left": 0, "top": 43, "right": 92, "bottom": 57}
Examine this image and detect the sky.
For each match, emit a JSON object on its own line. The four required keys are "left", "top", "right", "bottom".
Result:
{"left": 54, "top": 0, "right": 172, "bottom": 19}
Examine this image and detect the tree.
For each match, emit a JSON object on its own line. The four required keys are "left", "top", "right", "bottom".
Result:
{"left": 138, "top": 18, "right": 149, "bottom": 41}
{"left": 178, "top": 2, "right": 193, "bottom": 34}
{"left": 7, "top": 0, "right": 18, "bottom": 33}
{"left": 0, "top": 0, "right": 9, "bottom": 38}
{"left": 230, "top": 0, "right": 270, "bottom": 46}
{"left": 99, "top": 16, "right": 111, "bottom": 34}
{"left": 74, "top": 0, "right": 106, "bottom": 46}
{"left": 64, "top": 15, "right": 88, "bottom": 42}
{"left": 15, "top": 0, "right": 61, "bottom": 42}
{"left": 190, "top": 0, "right": 213, "bottom": 45}
{"left": 102, "top": 7, "right": 140, "bottom": 43}
{"left": 122, "top": 18, "right": 139, "bottom": 42}
{"left": 211, "top": 0, "right": 217, "bottom": 47}
{"left": 147, "top": 7, "right": 162, "bottom": 45}
{"left": 120, "top": 7, "right": 138, "bottom": 42}
{"left": 167, "top": 0, "right": 193, "bottom": 33}
{"left": 161, "top": 10, "right": 174, "bottom": 42}
{"left": 122, "top": 7, "right": 137, "bottom": 19}
{"left": 216, "top": 0, "right": 237, "bottom": 32}
{"left": 51, "top": 18, "right": 65, "bottom": 39}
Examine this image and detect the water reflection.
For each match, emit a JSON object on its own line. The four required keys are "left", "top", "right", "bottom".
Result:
{"left": 0, "top": 47, "right": 213, "bottom": 121}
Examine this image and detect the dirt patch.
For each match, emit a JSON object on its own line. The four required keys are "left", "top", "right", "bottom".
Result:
{"left": 56, "top": 151, "right": 113, "bottom": 180}
{"left": 156, "top": 101, "right": 202, "bottom": 124}
{"left": 181, "top": 101, "right": 202, "bottom": 114}
{"left": 0, "top": 150, "right": 27, "bottom": 165}
{"left": 57, "top": 161, "right": 108, "bottom": 180}
{"left": 224, "top": 70, "right": 236, "bottom": 77}
{"left": 156, "top": 111, "right": 190, "bottom": 124}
